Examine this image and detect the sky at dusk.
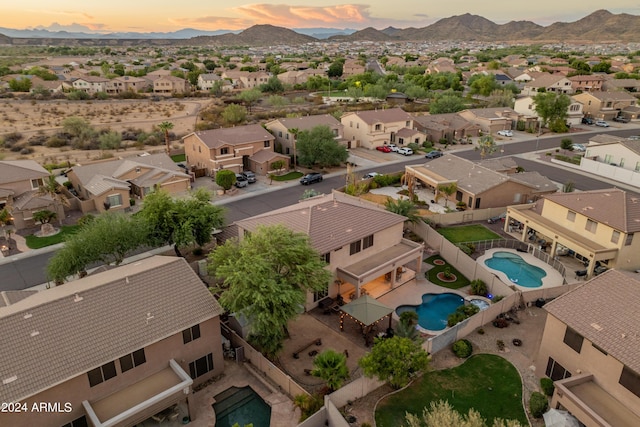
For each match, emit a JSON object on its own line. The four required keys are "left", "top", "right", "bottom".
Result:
{"left": 2, "top": 1, "right": 640, "bottom": 33}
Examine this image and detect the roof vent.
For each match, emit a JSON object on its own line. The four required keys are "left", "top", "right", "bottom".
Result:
{"left": 125, "top": 276, "right": 130, "bottom": 285}
{"left": 2, "top": 375, "right": 17, "bottom": 385}
{"left": 73, "top": 294, "right": 83, "bottom": 303}
{"left": 30, "top": 331, "right": 40, "bottom": 337}
{"left": 146, "top": 312, "right": 154, "bottom": 325}
{"left": 23, "top": 313, "right": 32, "bottom": 319}
{"left": 590, "top": 323, "right": 603, "bottom": 331}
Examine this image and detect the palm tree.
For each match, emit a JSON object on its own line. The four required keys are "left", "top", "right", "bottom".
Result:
{"left": 476, "top": 134, "right": 498, "bottom": 160}
{"left": 288, "top": 127, "right": 299, "bottom": 170}
{"left": 384, "top": 198, "right": 420, "bottom": 224}
{"left": 311, "top": 349, "right": 350, "bottom": 392}
{"left": 395, "top": 311, "right": 420, "bottom": 341}
{"left": 33, "top": 210, "right": 57, "bottom": 224}
{"left": 436, "top": 183, "right": 458, "bottom": 208}
{"left": 158, "top": 121, "right": 174, "bottom": 154}
{"left": 0, "top": 208, "right": 11, "bottom": 242}
{"left": 38, "top": 174, "right": 70, "bottom": 208}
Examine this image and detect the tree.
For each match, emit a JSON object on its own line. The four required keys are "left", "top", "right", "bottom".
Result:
{"left": 359, "top": 335, "right": 429, "bottom": 389}
{"left": 9, "top": 78, "right": 32, "bottom": 92}
{"left": 468, "top": 74, "right": 498, "bottom": 97}
{"left": 33, "top": 210, "right": 57, "bottom": 224}
{"left": 270, "top": 159, "right": 285, "bottom": 174}
{"left": 215, "top": 169, "right": 236, "bottom": 191}
{"left": 560, "top": 138, "right": 573, "bottom": 150}
{"left": 405, "top": 400, "right": 524, "bottom": 427}
{"left": 61, "top": 116, "right": 95, "bottom": 148}
{"left": 384, "top": 198, "right": 420, "bottom": 224}
{"left": 429, "top": 94, "right": 465, "bottom": 114}
{"left": 297, "top": 125, "right": 349, "bottom": 168}
{"left": 532, "top": 92, "right": 571, "bottom": 128}
{"left": 98, "top": 131, "right": 122, "bottom": 150}
{"left": 157, "top": 121, "right": 174, "bottom": 154}
{"left": 311, "top": 349, "right": 349, "bottom": 392}
{"left": 37, "top": 174, "right": 70, "bottom": 209}
{"left": 238, "top": 88, "right": 262, "bottom": 113}
{"left": 395, "top": 311, "right": 419, "bottom": 341}
{"left": 208, "top": 224, "right": 331, "bottom": 358}
{"left": 221, "top": 104, "right": 247, "bottom": 125}
{"left": 328, "top": 59, "right": 344, "bottom": 78}
{"left": 475, "top": 135, "right": 498, "bottom": 160}
{"left": 260, "top": 76, "right": 284, "bottom": 93}
{"left": 437, "top": 183, "right": 458, "bottom": 208}
{"left": 486, "top": 89, "right": 515, "bottom": 108}
{"left": 136, "top": 188, "right": 225, "bottom": 257}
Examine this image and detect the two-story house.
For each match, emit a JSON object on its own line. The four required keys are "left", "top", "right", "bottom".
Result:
{"left": 0, "top": 160, "right": 66, "bottom": 230}
{"left": 0, "top": 255, "right": 225, "bottom": 427}
{"left": 536, "top": 269, "right": 640, "bottom": 427}
{"left": 458, "top": 107, "right": 521, "bottom": 134}
{"left": 341, "top": 108, "right": 417, "bottom": 150}
{"left": 71, "top": 76, "right": 109, "bottom": 94}
{"left": 522, "top": 74, "right": 574, "bottom": 96}
{"left": 196, "top": 73, "right": 221, "bottom": 91}
{"left": 514, "top": 96, "right": 584, "bottom": 126}
{"left": 505, "top": 189, "right": 640, "bottom": 277}
{"left": 342, "top": 59, "right": 366, "bottom": 78}
{"left": 568, "top": 74, "right": 606, "bottom": 93}
{"left": 183, "top": 124, "right": 287, "bottom": 177}
{"left": 412, "top": 112, "right": 481, "bottom": 143}
{"left": 234, "top": 191, "right": 424, "bottom": 310}
{"left": 572, "top": 91, "right": 637, "bottom": 120}
{"left": 152, "top": 75, "right": 190, "bottom": 94}
{"left": 265, "top": 114, "right": 345, "bottom": 156}
{"left": 105, "top": 76, "right": 149, "bottom": 94}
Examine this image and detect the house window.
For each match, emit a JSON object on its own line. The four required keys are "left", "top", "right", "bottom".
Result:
{"left": 585, "top": 219, "right": 597, "bottom": 233}
{"left": 188, "top": 353, "right": 214, "bottom": 379}
{"left": 119, "top": 349, "right": 146, "bottom": 373}
{"left": 406, "top": 121, "right": 410, "bottom": 127}
{"left": 611, "top": 230, "right": 620, "bottom": 244}
{"left": 625, "top": 233, "right": 634, "bottom": 246}
{"left": 570, "top": 104, "right": 580, "bottom": 111}
{"left": 545, "top": 357, "right": 571, "bottom": 381}
{"left": 398, "top": 138, "right": 404, "bottom": 145}
{"left": 635, "top": 162, "right": 640, "bottom": 172}
{"left": 350, "top": 121, "right": 353, "bottom": 128}
{"left": 62, "top": 415, "right": 89, "bottom": 427}
{"left": 264, "top": 140, "right": 270, "bottom": 148}
{"left": 278, "top": 131, "right": 282, "bottom": 137}
{"left": 563, "top": 327, "right": 584, "bottom": 353}
{"left": 349, "top": 240, "right": 362, "bottom": 255}
{"left": 198, "top": 146, "right": 201, "bottom": 153}
{"left": 375, "top": 124, "right": 381, "bottom": 131}
{"left": 414, "top": 138, "right": 420, "bottom": 144}
{"left": 313, "top": 285, "right": 329, "bottom": 302}
{"left": 321, "top": 252, "right": 331, "bottom": 263}
{"left": 87, "top": 361, "right": 117, "bottom": 387}
{"left": 220, "top": 147, "right": 229, "bottom": 155}
{"left": 105, "top": 194, "right": 123, "bottom": 208}
{"left": 362, "top": 234, "right": 374, "bottom": 250}
{"left": 31, "top": 178, "right": 44, "bottom": 189}
{"left": 183, "top": 324, "right": 201, "bottom": 344}
{"left": 332, "top": 129, "right": 338, "bottom": 136}
{"left": 619, "top": 365, "right": 640, "bottom": 398}
{"left": 566, "top": 211, "right": 576, "bottom": 222}
{"left": 604, "top": 154, "right": 612, "bottom": 164}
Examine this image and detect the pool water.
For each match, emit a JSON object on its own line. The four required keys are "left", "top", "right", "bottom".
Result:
{"left": 484, "top": 251, "right": 546, "bottom": 288}
{"left": 396, "top": 293, "right": 464, "bottom": 331}
{"left": 213, "top": 386, "right": 271, "bottom": 427}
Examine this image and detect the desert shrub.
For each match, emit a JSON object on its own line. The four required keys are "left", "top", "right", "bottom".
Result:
{"left": 496, "top": 339, "right": 505, "bottom": 351}
{"left": 408, "top": 142, "right": 421, "bottom": 152}
{"left": 3, "top": 132, "right": 23, "bottom": 145}
{"left": 46, "top": 135, "right": 69, "bottom": 148}
{"left": 77, "top": 214, "right": 95, "bottom": 227}
{"left": 20, "top": 147, "right": 34, "bottom": 155}
{"left": 422, "top": 140, "right": 433, "bottom": 149}
{"left": 66, "top": 90, "right": 90, "bottom": 100}
{"left": 452, "top": 339, "right": 473, "bottom": 358}
{"left": 457, "top": 242, "right": 475, "bottom": 255}
{"left": 447, "top": 304, "right": 479, "bottom": 326}
{"left": 492, "top": 295, "right": 504, "bottom": 303}
{"left": 372, "top": 172, "right": 402, "bottom": 187}
{"left": 27, "top": 134, "right": 47, "bottom": 146}
{"left": 529, "top": 391, "right": 549, "bottom": 418}
{"left": 63, "top": 181, "right": 73, "bottom": 189}
{"left": 560, "top": 138, "right": 573, "bottom": 150}
{"left": 470, "top": 279, "right": 488, "bottom": 296}
{"left": 540, "top": 377, "right": 555, "bottom": 397}
{"left": 477, "top": 328, "right": 485, "bottom": 335}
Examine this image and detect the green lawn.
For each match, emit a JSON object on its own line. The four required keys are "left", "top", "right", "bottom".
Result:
{"left": 376, "top": 354, "right": 528, "bottom": 427}
{"left": 424, "top": 255, "right": 469, "bottom": 289}
{"left": 171, "top": 154, "right": 186, "bottom": 162}
{"left": 270, "top": 171, "right": 303, "bottom": 181}
{"left": 438, "top": 224, "right": 502, "bottom": 244}
{"left": 25, "top": 225, "right": 80, "bottom": 249}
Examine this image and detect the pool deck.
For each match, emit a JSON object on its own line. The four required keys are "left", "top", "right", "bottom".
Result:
{"left": 477, "top": 248, "right": 565, "bottom": 290}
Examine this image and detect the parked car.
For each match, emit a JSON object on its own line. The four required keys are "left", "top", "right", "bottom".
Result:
{"left": 497, "top": 130, "right": 513, "bottom": 137}
{"left": 425, "top": 150, "right": 443, "bottom": 159}
{"left": 235, "top": 174, "right": 248, "bottom": 188}
{"left": 613, "top": 115, "right": 630, "bottom": 123}
{"left": 362, "top": 172, "right": 381, "bottom": 180}
{"left": 628, "top": 135, "right": 640, "bottom": 141}
{"left": 241, "top": 171, "right": 256, "bottom": 183}
{"left": 595, "top": 120, "right": 609, "bottom": 127}
{"left": 376, "top": 145, "right": 392, "bottom": 153}
{"left": 397, "top": 147, "right": 414, "bottom": 156}
{"left": 300, "top": 172, "right": 323, "bottom": 185}
{"left": 387, "top": 144, "right": 399, "bottom": 152}
{"left": 571, "top": 144, "right": 586, "bottom": 152}
{"left": 581, "top": 117, "right": 594, "bottom": 125}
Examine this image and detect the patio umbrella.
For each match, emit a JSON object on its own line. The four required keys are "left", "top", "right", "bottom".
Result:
{"left": 543, "top": 409, "right": 580, "bottom": 427}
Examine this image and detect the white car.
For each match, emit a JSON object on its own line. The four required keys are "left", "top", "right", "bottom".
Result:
{"left": 387, "top": 144, "right": 399, "bottom": 152}
{"left": 362, "top": 172, "right": 381, "bottom": 180}
{"left": 397, "top": 147, "right": 414, "bottom": 156}
{"left": 497, "top": 130, "right": 513, "bottom": 137}
{"left": 571, "top": 144, "right": 586, "bottom": 152}
{"left": 595, "top": 120, "right": 609, "bottom": 127}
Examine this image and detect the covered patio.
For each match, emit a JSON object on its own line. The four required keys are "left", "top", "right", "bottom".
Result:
{"left": 339, "top": 295, "right": 394, "bottom": 346}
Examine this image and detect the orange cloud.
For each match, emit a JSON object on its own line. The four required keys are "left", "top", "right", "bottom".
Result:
{"left": 235, "top": 3, "right": 370, "bottom": 27}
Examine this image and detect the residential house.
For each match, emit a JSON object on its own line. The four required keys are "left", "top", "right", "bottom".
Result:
{"left": 412, "top": 113, "right": 481, "bottom": 143}
{"left": 425, "top": 58, "right": 456, "bottom": 74}
{"left": 105, "top": 76, "right": 149, "bottom": 94}
{"left": 183, "top": 124, "right": 287, "bottom": 176}
{"left": 66, "top": 153, "right": 191, "bottom": 214}
{"left": 568, "top": 74, "right": 606, "bottom": 93}
{"left": 522, "top": 74, "right": 573, "bottom": 96}
{"left": 0, "top": 256, "right": 225, "bottom": 427}
{"left": 152, "top": 75, "right": 190, "bottom": 94}
{"left": 265, "top": 114, "right": 345, "bottom": 157}
{"left": 28, "top": 76, "right": 64, "bottom": 94}
{"left": 234, "top": 191, "right": 424, "bottom": 310}
{"left": 575, "top": 138, "right": 640, "bottom": 187}
{"left": 535, "top": 270, "right": 640, "bottom": 427}
{"left": 276, "top": 69, "right": 324, "bottom": 86}
{"left": 602, "top": 79, "right": 640, "bottom": 93}
{"left": 502, "top": 55, "right": 529, "bottom": 67}
{"left": 341, "top": 107, "right": 416, "bottom": 150}
{"left": 405, "top": 154, "right": 557, "bottom": 210}
{"left": 514, "top": 96, "right": 584, "bottom": 126}
{"left": 71, "top": 76, "right": 109, "bottom": 94}
{"left": 572, "top": 91, "right": 637, "bottom": 120}
{"left": 219, "top": 70, "right": 269, "bottom": 90}
{"left": 0, "top": 160, "right": 65, "bottom": 230}
{"left": 196, "top": 73, "right": 221, "bottom": 91}
{"left": 505, "top": 189, "right": 640, "bottom": 277}
{"left": 458, "top": 107, "right": 521, "bottom": 134}
{"left": 342, "top": 59, "right": 366, "bottom": 77}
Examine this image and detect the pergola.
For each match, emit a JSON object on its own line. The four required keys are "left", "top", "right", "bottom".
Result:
{"left": 339, "top": 295, "right": 394, "bottom": 340}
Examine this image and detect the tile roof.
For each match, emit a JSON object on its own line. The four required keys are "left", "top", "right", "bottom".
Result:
{"left": 266, "top": 114, "right": 341, "bottom": 131}
{"left": 543, "top": 189, "right": 640, "bottom": 233}
{"left": 342, "top": 107, "right": 412, "bottom": 125}
{"left": 11, "top": 191, "right": 55, "bottom": 210}
{"left": 187, "top": 124, "right": 274, "bottom": 149}
{"left": 0, "top": 256, "right": 223, "bottom": 403}
{"left": 235, "top": 192, "right": 406, "bottom": 254}
{"left": 0, "top": 160, "right": 49, "bottom": 185}
{"left": 250, "top": 149, "right": 286, "bottom": 164}
{"left": 544, "top": 269, "right": 640, "bottom": 373}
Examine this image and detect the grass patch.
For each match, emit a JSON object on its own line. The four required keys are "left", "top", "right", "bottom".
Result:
{"left": 25, "top": 225, "right": 80, "bottom": 249}
{"left": 171, "top": 153, "right": 186, "bottom": 162}
{"left": 270, "top": 171, "right": 303, "bottom": 181}
{"left": 438, "top": 224, "right": 501, "bottom": 244}
{"left": 376, "top": 354, "right": 527, "bottom": 427}
{"left": 424, "top": 255, "right": 469, "bottom": 289}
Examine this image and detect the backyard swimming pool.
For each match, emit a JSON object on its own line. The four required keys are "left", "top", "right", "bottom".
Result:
{"left": 484, "top": 251, "right": 546, "bottom": 288}
{"left": 213, "top": 386, "right": 271, "bottom": 427}
{"left": 396, "top": 293, "right": 464, "bottom": 331}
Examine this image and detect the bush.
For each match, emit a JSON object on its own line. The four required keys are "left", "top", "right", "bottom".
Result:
{"left": 422, "top": 140, "right": 433, "bottom": 149}
{"left": 540, "top": 377, "right": 555, "bottom": 397}
{"left": 470, "top": 279, "right": 487, "bottom": 296}
{"left": 452, "top": 339, "right": 473, "bottom": 358}
{"left": 447, "top": 304, "right": 479, "bottom": 326}
{"left": 492, "top": 295, "right": 504, "bottom": 302}
{"left": 560, "top": 138, "right": 573, "bottom": 150}
{"left": 529, "top": 391, "right": 549, "bottom": 418}
{"left": 408, "top": 142, "right": 421, "bottom": 152}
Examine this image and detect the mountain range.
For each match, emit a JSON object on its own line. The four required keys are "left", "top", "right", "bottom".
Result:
{"left": 1, "top": 10, "right": 639, "bottom": 47}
